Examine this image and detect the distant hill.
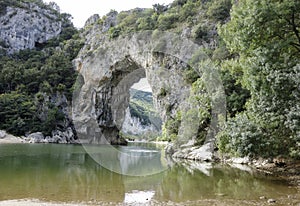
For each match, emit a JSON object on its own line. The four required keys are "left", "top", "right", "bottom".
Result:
{"left": 129, "top": 89, "right": 162, "bottom": 131}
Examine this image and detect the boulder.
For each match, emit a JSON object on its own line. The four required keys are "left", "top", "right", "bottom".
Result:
{"left": 165, "top": 143, "right": 175, "bottom": 155}
{"left": 0, "top": 130, "right": 6, "bottom": 139}
{"left": 27, "top": 132, "right": 44, "bottom": 143}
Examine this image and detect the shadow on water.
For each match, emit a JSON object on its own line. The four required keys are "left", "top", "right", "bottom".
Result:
{"left": 0, "top": 143, "right": 299, "bottom": 205}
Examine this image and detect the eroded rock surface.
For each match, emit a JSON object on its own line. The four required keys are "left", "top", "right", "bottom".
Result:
{"left": 0, "top": 2, "right": 62, "bottom": 54}
{"left": 73, "top": 27, "right": 201, "bottom": 145}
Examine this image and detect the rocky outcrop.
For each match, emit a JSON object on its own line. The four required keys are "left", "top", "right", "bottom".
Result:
{"left": 172, "top": 142, "right": 215, "bottom": 162}
{"left": 73, "top": 12, "right": 226, "bottom": 163}
{"left": 34, "top": 92, "right": 78, "bottom": 144}
{"left": 122, "top": 108, "right": 158, "bottom": 135}
{"left": 73, "top": 29, "right": 199, "bottom": 144}
{"left": 0, "top": 130, "right": 24, "bottom": 144}
{"left": 73, "top": 12, "right": 219, "bottom": 147}
{"left": 0, "top": 1, "right": 62, "bottom": 54}
{"left": 24, "top": 129, "right": 78, "bottom": 144}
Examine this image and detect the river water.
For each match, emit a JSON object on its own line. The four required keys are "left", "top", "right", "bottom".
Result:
{"left": 0, "top": 143, "right": 299, "bottom": 205}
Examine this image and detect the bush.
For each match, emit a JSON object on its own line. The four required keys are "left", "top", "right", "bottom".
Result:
{"left": 157, "top": 13, "right": 179, "bottom": 30}
{"left": 159, "top": 111, "right": 182, "bottom": 142}
{"left": 192, "top": 24, "right": 210, "bottom": 41}
{"left": 217, "top": 113, "right": 266, "bottom": 157}
{"left": 207, "top": 0, "right": 231, "bottom": 22}
{"left": 0, "top": 0, "right": 83, "bottom": 137}
{"left": 183, "top": 67, "right": 199, "bottom": 84}
{"left": 0, "top": 92, "right": 39, "bottom": 135}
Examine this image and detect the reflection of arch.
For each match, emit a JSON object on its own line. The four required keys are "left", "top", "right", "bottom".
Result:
{"left": 72, "top": 31, "right": 226, "bottom": 150}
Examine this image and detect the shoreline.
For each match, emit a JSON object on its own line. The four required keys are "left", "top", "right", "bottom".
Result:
{"left": 1, "top": 131, "right": 299, "bottom": 186}
{"left": 0, "top": 132, "right": 25, "bottom": 144}
{"left": 0, "top": 199, "right": 84, "bottom": 206}
{"left": 253, "top": 160, "right": 300, "bottom": 186}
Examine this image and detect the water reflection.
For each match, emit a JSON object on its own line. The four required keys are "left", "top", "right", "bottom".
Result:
{"left": 83, "top": 143, "right": 168, "bottom": 176}
{"left": 0, "top": 144, "right": 298, "bottom": 205}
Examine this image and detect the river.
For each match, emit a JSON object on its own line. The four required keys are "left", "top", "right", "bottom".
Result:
{"left": 0, "top": 143, "right": 299, "bottom": 205}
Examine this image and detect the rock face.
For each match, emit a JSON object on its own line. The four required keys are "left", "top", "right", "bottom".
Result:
{"left": 122, "top": 108, "right": 160, "bottom": 136}
{"left": 35, "top": 92, "right": 78, "bottom": 144}
{"left": 25, "top": 129, "right": 78, "bottom": 144}
{"left": 73, "top": 12, "right": 226, "bottom": 164}
{"left": 73, "top": 15, "right": 205, "bottom": 146}
{"left": 0, "top": 1, "right": 62, "bottom": 54}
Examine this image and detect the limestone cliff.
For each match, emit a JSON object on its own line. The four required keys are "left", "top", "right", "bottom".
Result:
{"left": 121, "top": 89, "right": 162, "bottom": 139}
{"left": 0, "top": 0, "right": 63, "bottom": 54}
{"left": 72, "top": 5, "right": 227, "bottom": 160}
{"left": 0, "top": 0, "right": 81, "bottom": 143}
{"left": 73, "top": 13, "right": 204, "bottom": 145}
{"left": 122, "top": 108, "right": 160, "bottom": 137}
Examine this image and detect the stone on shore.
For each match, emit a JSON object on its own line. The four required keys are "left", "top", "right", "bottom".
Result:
{"left": 0, "top": 130, "right": 23, "bottom": 144}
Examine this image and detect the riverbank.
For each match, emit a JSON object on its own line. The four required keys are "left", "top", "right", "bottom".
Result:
{"left": 0, "top": 130, "right": 79, "bottom": 144}
{"left": 1, "top": 130, "right": 299, "bottom": 187}
{"left": 0, "top": 199, "right": 87, "bottom": 206}
{"left": 0, "top": 131, "right": 24, "bottom": 144}
{"left": 253, "top": 159, "right": 300, "bottom": 186}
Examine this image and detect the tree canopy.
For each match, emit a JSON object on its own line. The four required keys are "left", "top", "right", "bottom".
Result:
{"left": 218, "top": 0, "right": 300, "bottom": 158}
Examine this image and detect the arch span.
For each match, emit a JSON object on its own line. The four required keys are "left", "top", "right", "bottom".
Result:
{"left": 72, "top": 31, "right": 225, "bottom": 152}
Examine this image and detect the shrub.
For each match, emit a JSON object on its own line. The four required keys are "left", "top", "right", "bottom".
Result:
{"left": 159, "top": 111, "right": 182, "bottom": 142}
{"left": 157, "top": 13, "right": 179, "bottom": 30}
{"left": 183, "top": 67, "right": 199, "bottom": 84}
{"left": 207, "top": 0, "right": 231, "bottom": 22}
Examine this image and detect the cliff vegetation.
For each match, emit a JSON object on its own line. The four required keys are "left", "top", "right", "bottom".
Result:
{"left": 0, "top": 0, "right": 299, "bottom": 160}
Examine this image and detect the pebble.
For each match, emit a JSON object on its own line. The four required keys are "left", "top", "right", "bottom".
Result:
{"left": 267, "top": 199, "right": 276, "bottom": 203}
{"left": 259, "top": 196, "right": 266, "bottom": 200}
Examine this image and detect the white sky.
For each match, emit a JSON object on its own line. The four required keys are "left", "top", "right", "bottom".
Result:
{"left": 43, "top": 0, "right": 174, "bottom": 28}
{"left": 132, "top": 78, "right": 152, "bottom": 92}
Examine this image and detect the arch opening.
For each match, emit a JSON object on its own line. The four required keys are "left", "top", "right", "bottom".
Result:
{"left": 121, "top": 78, "right": 162, "bottom": 142}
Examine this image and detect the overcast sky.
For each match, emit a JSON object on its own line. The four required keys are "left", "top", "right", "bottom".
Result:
{"left": 43, "top": 0, "right": 174, "bottom": 28}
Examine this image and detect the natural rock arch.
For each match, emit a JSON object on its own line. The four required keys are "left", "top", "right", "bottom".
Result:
{"left": 72, "top": 31, "right": 225, "bottom": 151}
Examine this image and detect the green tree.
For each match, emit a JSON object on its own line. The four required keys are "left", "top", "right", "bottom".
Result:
{"left": 0, "top": 92, "right": 39, "bottom": 135}
{"left": 0, "top": 0, "right": 83, "bottom": 137}
{"left": 219, "top": 0, "right": 300, "bottom": 158}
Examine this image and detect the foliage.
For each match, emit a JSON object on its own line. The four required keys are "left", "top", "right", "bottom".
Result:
{"left": 158, "top": 87, "right": 168, "bottom": 98}
{"left": 157, "top": 13, "right": 179, "bottom": 30}
{"left": 206, "top": 0, "right": 231, "bottom": 22}
{"left": 0, "top": 92, "right": 38, "bottom": 135}
{"left": 190, "top": 78, "right": 212, "bottom": 145}
{"left": 103, "top": 0, "right": 230, "bottom": 40}
{"left": 159, "top": 111, "right": 182, "bottom": 142}
{"left": 183, "top": 67, "right": 199, "bottom": 84}
{"left": 220, "top": 65, "right": 250, "bottom": 117}
{"left": 0, "top": 0, "right": 83, "bottom": 136}
{"left": 0, "top": 0, "right": 61, "bottom": 17}
{"left": 128, "top": 89, "right": 162, "bottom": 130}
{"left": 219, "top": 0, "right": 300, "bottom": 158}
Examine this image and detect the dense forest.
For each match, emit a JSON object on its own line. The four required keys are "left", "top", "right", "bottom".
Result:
{"left": 0, "top": 0, "right": 299, "bottom": 159}
{"left": 0, "top": 0, "right": 83, "bottom": 136}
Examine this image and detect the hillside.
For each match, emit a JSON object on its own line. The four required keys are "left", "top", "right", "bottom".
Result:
{"left": 0, "top": 0, "right": 83, "bottom": 142}
{"left": 121, "top": 89, "right": 162, "bottom": 139}
{"left": 129, "top": 88, "right": 161, "bottom": 129}
{"left": 0, "top": 0, "right": 299, "bottom": 160}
